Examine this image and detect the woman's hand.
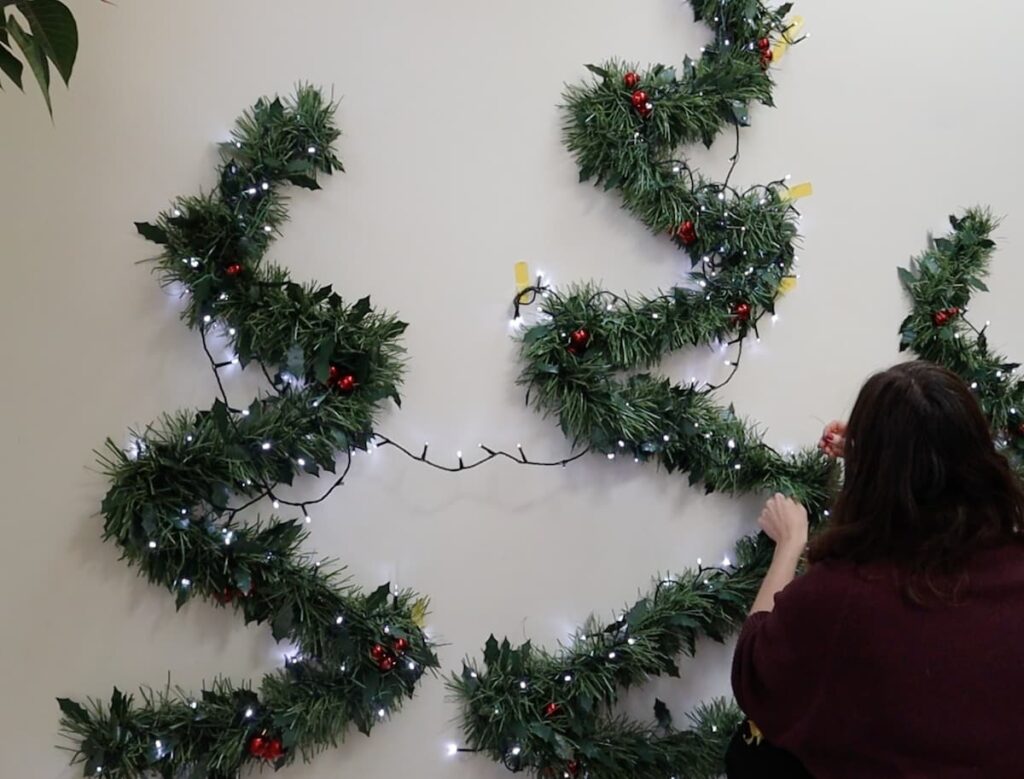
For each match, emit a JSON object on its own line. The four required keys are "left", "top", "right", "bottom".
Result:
{"left": 758, "top": 494, "right": 809, "bottom": 553}
{"left": 818, "top": 420, "right": 847, "bottom": 459}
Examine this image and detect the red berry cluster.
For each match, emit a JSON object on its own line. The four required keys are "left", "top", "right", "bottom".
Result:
{"left": 676, "top": 219, "right": 698, "bottom": 246}
{"left": 543, "top": 701, "right": 561, "bottom": 718}
{"left": 731, "top": 301, "right": 752, "bottom": 324}
{"left": 567, "top": 328, "right": 591, "bottom": 356}
{"left": 932, "top": 306, "right": 962, "bottom": 327}
{"left": 370, "top": 636, "right": 411, "bottom": 673}
{"left": 213, "top": 587, "right": 245, "bottom": 605}
{"left": 758, "top": 37, "right": 774, "bottom": 69}
{"left": 248, "top": 733, "right": 285, "bottom": 762}
{"left": 327, "top": 364, "right": 358, "bottom": 394}
{"left": 223, "top": 262, "right": 244, "bottom": 278}
{"left": 624, "top": 71, "right": 653, "bottom": 118}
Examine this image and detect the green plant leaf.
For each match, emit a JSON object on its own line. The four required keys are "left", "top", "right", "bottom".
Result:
{"left": 0, "top": 40, "right": 23, "bottom": 88}
{"left": 6, "top": 15, "right": 49, "bottom": 113}
{"left": 16, "top": 0, "right": 77, "bottom": 84}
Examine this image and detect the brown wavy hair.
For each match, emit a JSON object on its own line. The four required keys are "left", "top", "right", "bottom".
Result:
{"left": 808, "top": 361, "right": 1024, "bottom": 601}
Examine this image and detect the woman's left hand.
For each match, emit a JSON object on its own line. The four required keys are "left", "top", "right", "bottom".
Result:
{"left": 758, "top": 493, "right": 809, "bottom": 553}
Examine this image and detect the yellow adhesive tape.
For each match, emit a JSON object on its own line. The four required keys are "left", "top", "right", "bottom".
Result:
{"left": 778, "top": 276, "right": 798, "bottom": 295}
{"left": 514, "top": 261, "right": 531, "bottom": 293}
{"left": 772, "top": 15, "right": 804, "bottom": 60}
{"left": 783, "top": 181, "right": 813, "bottom": 201}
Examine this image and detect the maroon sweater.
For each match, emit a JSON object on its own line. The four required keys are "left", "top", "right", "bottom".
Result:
{"left": 732, "top": 545, "right": 1024, "bottom": 778}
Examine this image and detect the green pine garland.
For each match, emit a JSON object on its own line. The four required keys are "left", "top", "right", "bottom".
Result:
{"left": 898, "top": 208, "right": 1024, "bottom": 475}
{"left": 452, "top": 3, "right": 832, "bottom": 776}
{"left": 57, "top": 86, "right": 439, "bottom": 778}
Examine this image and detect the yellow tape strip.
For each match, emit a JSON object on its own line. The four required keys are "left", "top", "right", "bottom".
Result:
{"left": 783, "top": 181, "right": 813, "bottom": 201}
{"left": 514, "top": 261, "right": 530, "bottom": 293}
{"left": 772, "top": 15, "right": 804, "bottom": 60}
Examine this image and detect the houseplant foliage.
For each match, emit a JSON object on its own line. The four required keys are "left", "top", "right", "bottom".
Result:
{"left": 57, "top": 86, "right": 438, "bottom": 778}
{"left": 1, "top": 0, "right": 84, "bottom": 113}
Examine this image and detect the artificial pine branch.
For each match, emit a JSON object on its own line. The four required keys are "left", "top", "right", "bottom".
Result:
{"left": 452, "top": 2, "right": 827, "bottom": 775}
{"left": 57, "top": 86, "right": 437, "bottom": 778}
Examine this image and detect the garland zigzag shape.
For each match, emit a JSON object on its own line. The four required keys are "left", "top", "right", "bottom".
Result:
{"left": 57, "top": 86, "right": 439, "bottom": 778}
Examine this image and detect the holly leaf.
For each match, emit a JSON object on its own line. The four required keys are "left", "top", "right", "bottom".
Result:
{"left": 365, "top": 582, "right": 391, "bottom": 612}
{"left": 56, "top": 697, "right": 90, "bottom": 726}
{"left": 210, "top": 398, "right": 230, "bottom": 434}
{"left": 483, "top": 635, "right": 500, "bottom": 666}
{"left": 654, "top": 698, "right": 673, "bottom": 731}
{"left": 777, "top": 2, "right": 794, "bottom": 17}
{"left": 271, "top": 602, "right": 295, "bottom": 641}
{"left": 135, "top": 221, "right": 169, "bottom": 245}
{"left": 285, "top": 173, "right": 320, "bottom": 190}
{"left": 350, "top": 295, "right": 372, "bottom": 322}
{"left": 584, "top": 63, "right": 609, "bottom": 79}
{"left": 897, "top": 266, "right": 916, "bottom": 291}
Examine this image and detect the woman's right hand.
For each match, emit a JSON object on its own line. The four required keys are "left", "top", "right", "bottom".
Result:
{"left": 818, "top": 420, "right": 847, "bottom": 459}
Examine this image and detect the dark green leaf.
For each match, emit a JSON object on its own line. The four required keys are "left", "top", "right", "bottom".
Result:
{"left": 285, "top": 173, "right": 320, "bottom": 190}
{"left": 365, "top": 582, "right": 391, "bottom": 612}
{"left": 57, "top": 697, "right": 90, "bottom": 725}
{"left": 584, "top": 63, "right": 609, "bottom": 79}
{"left": 16, "top": 0, "right": 77, "bottom": 84}
{"left": 0, "top": 39, "right": 23, "bottom": 87}
{"left": 483, "top": 635, "right": 500, "bottom": 666}
{"left": 6, "top": 16, "right": 49, "bottom": 113}
{"left": 897, "top": 266, "right": 916, "bottom": 291}
{"left": 135, "top": 221, "right": 169, "bottom": 245}
{"left": 350, "top": 296, "right": 372, "bottom": 322}
{"left": 271, "top": 602, "right": 295, "bottom": 641}
{"left": 654, "top": 698, "right": 673, "bottom": 730}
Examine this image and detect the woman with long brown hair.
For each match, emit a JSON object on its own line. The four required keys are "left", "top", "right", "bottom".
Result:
{"left": 730, "top": 361, "right": 1024, "bottom": 778}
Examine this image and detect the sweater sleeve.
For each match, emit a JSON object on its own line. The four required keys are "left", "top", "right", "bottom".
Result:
{"left": 731, "top": 564, "right": 853, "bottom": 748}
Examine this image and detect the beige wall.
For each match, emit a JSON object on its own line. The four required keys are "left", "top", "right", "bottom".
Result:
{"left": 2, "top": 1, "right": 1023, "bottom": 776}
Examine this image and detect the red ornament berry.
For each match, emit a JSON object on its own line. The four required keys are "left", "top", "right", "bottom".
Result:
{"left": 224, "top": 263, "right": 243, "bottom": 278}
{"left": 566, "top": 760, "right": 580, "bottom": 777}
{"left": 543, "top": 702, "right": 561, "bottom": 718}
{"left": 761, "top": 50, "right": 774, "bottom": 69}
{"left": 370, "top": 643, "right": 388, "bottom": 661}
{"left": 623, "top": 71, "right": 640, "bottom": 89}
{"left": 758, "top": 37, "right": 771, "bottom": 51}
{"left": 567, "top": 328, "right": 591, "bottom": 356}
{"left": 263, "top": 738, "right": 284, "bottom": 761}
{"left": 248, "top": 736, "right": 268, "bottom": 758}
{"left": 731, "top": 302, "right": 752, "bottom": 323}
{"left": 393, "top": 637, "right": 410, "bottom": 654}
{"left": 336, "top": 374, "right": 358, "bottom": 394}
{"left": 213, "top": 588, "right": 237, "bottom": 605}
{"left": 677, "top": 220, "right": 698, "bottom": 246}
{"left": 378, "top": 655, "right": 396, "bottom": 672}
{"left": 933, "top": 310, "right": 950, "bottom": 326}
{"left": 328, "top": 365, "right": 341, "bottom": 384}
{"left": 630, "top": 90, "right": 649, "bottom": 108}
